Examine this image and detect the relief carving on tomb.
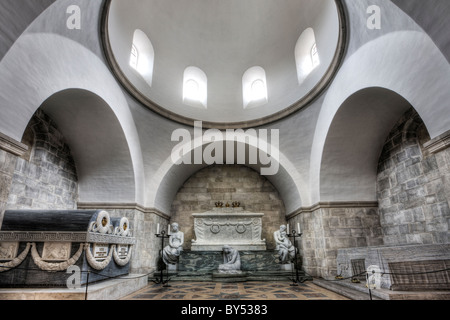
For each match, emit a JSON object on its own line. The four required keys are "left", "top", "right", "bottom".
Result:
{"left": 192, "top": 208, "right": 266, "bottom": 251}
{"left": 0, "top": 242, "right": 19, "bottom": 261}
{"left": 42, "top": 242, "right": 71, "bottom": 261}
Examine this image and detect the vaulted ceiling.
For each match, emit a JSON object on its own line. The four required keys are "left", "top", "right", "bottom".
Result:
{"left": 105, "top": 0, "right": 343, "bottom": 128}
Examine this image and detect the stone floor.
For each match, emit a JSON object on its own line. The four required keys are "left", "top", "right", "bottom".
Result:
{"left": 121, "top": 281, "right": 350, "bottom": 300}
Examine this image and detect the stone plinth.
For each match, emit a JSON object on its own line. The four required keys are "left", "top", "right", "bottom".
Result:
{"left": 191, "top": 208, "right": 266, "bottom": 251}
{"left": 179, "top": 250, "right": 280, "bottom": 272}
{"left": 336, "top": 244, "right": 450, "bottom": 291}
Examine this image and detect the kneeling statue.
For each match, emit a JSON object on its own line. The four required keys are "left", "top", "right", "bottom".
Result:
{"left": 274, "top": 225, "right": 296, "bottom": 264}
{"left": 218, "top": 245, "right": 241, "bottom": 273}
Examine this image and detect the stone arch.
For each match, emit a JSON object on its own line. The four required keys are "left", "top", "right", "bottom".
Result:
{"left": 7, "top": 109, "right": 79, "bottom": 210}
{"left": 0, "top": 32, "right": 145, "bottom": 204}
{"left": 318, "top": 87, "right": 414, "bottom": 202}
{"left": 377, "top": 107, "right": 449, "bottom": 245}
{"left": 310, "top": 30, "right": 450, "bottom": 205}
{"left": 37, "top": 89, "right": 137, "bottom": 204}
{"left": 147, "top": 132, "right": 307, "bottom": 215}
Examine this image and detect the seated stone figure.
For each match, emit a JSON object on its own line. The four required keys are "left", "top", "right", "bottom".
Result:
{"left": 162, "top": 222, "right": 184, "bottom": 265}
{"left": 274, "top": 225, "right": 296, "bottom": 264}
{"left": 218, "top": 245, "right": 241, "bottom": 273}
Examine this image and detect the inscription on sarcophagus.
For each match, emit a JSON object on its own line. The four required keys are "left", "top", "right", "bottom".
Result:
{"left": 93, "top": 243, "right": 109, "bottom": 261}
{"left": 117, "top": 245, "right": 129, "bottom": 259}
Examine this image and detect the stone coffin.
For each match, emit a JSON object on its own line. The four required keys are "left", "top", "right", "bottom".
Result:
{"left": 0, "top": 210, "right": 135, "bottom": 288}
{"left": 191, "top": 208, "right": 266, "bottom": 251}
{"left": 336, "top": 244, "right": 450, "bottom": 291}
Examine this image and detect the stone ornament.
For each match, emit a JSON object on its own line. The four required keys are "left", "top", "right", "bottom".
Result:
{"left": 162, "top": 223, "right": 184, "bottom": 265}
{"left": 192, "top": 209, "right": 266, "bottom": 251}
{"left": 0, "top": 243, "right": 31, "bottom": 273}
{"left": 113, "top": 245, "right": 133, "bottom": 267}
{"left": 0, "top": 242, "right": 19, "bottom": 261}
{"left": 114, "top": 217, "right": 131, "bottom": 237}
{"left": 42, "top": 242, "right": 71, "bottom": 261}
{"left": 274, "top": 225, "right": 296, "bottom": 264}
{"left": 31, "top": 243, "right": 84, "bottom": 272}
{"left": 88, "top": 211, "right": 113, "bottom": 234}
{"left": 85, "top": 243, "right": 114, "bottom": 271}
{"left": 0, "top": 231, "right": 87, "bottom": 243}
{"left": 367, "top": 265, "right": 382, "bottom": 289}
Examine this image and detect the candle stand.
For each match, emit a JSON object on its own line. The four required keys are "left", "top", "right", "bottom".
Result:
{"left": 287, "top": 229, "right": 306, "bottom": 286}
{"left": 153, "top": 230, "right": 171, "bottom": 287}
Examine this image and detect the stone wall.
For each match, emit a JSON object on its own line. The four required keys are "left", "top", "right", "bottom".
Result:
{"left": 288, "top": 204, "right": 383, "bottom": 279}
{"left": 377, "top": 108, "right": 450, "bottom": 245}
{"left": 6, "top": 110, "right": 78, "bottom": 210}
{"left": 171, "top": 165, "right": 286, "bottom": 250}
{"left": 0, "top": 149, "right": 18, "bottom": 229}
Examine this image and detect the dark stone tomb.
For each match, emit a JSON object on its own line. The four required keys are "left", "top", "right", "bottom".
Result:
{"left": 0, "top": 210, "right": 135, "bottom": 288}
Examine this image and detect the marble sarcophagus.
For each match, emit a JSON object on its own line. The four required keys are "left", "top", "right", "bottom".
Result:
{"left": 191, "top": 208, "right": 266, "bottom": 251}
{"left": 0, "top": 210, "right": 135, "bottom": 288}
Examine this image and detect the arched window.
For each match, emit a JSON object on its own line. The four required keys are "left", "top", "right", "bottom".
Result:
{"left": 242, "top": 66, "right": 268, "bottom": 109}
{"left": 130, "top": 29, "right": 154, "bottom": 87}
{"left": 183, "top": 66, "right": 207, "bottom": 109}
{"left": 295, "top": 28, "right": 320, "bottom": 85}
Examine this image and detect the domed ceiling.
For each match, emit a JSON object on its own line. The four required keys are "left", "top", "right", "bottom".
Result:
{"left": 102, "top": 0, "right": 345, "bottom": 128}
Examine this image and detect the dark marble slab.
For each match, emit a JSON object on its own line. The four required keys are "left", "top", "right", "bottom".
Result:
{"left": 1, "top": 210, "right": 105, "bottom": 232}
{"left": 179, "top": 250, "right": 284, "bottom": 272}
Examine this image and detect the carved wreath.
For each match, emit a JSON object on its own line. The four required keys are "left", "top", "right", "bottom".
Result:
{"left": 112, "top": 245, "right": 133, "bottom": 267}
{"left": 31, "top": 243, "right": 84, "bottom": 272}
{"left": 0, "top": 243, "right": 31, "bottom": 273}
{"left": 84, "top": 243, "right": 113, "bottom": 271}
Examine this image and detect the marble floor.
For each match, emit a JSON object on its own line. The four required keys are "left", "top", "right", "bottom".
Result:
{"left": 121, "top": 281, "right": 349, "bottom": 300}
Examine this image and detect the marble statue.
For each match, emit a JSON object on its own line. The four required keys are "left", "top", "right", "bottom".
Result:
{"left": 162, "top": 222, "right": 184, "bottom": 265}
{"left": 218, "top": 245, "right": 241, "bottom": 272}
{"left": 274, "top": 225, "right": 296, "bottom": 264}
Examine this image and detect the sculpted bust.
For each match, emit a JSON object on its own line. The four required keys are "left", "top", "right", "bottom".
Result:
{"left": 162, "top": 222, "right": 184, "bottom": 265}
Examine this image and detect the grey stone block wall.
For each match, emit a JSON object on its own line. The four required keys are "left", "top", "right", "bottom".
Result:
{"left": 171, "top": 165, "right": 286, "bottom": 250}
{"left": 6, "top": 110, "right": 78, "bottom": 210}
{"left": 289, "top": 205, "right": 383, "bottom": 279}
{"left": 377, "top": 108, "right": 450, "bottom": 245}
{"left": 0, "top": 149, "right": 18, "bottom": 229}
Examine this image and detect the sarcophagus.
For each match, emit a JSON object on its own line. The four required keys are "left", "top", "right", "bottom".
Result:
{"left": 191, "top": 208, "right": 266, "bottom": 251}
{"left": 0, "top": 210, "right": 135, "bottom": 288}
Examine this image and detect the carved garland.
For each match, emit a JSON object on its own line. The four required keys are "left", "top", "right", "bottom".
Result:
{"left": 31, "top": 243, "right": 84, "bottom": 272}
{"left": 0, "top": 243, "right": 32, "bottom": 273}
{"left": 84, "top": 243, "right": 114, "bottom": 270}
{"left": 112, "top": 245, "right": 133, "bottom": 267}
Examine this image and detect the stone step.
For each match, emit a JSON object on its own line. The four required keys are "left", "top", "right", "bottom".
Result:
{"left": 153, "top": 270, "right": 313, "bottom": 283}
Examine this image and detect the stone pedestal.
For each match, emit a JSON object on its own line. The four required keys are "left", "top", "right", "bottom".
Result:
{"left": 191, "top": 208, "right": 266, "bottom": 251}
{"left": 280, "top": 263, "right": 294, "bottom": 271}
{"left": 167, "top": 263, "right": 178, "bottom": 272}
{"left": 212, "top": 271, "right": 248, "bottom": 282}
